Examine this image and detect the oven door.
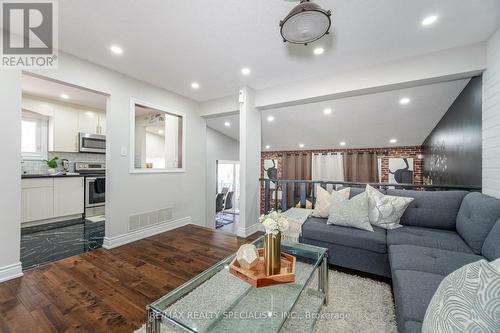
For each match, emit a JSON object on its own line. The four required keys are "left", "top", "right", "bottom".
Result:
{"left": 79, "top": 133, "right": 106, "bottom": 154}
{"left": 86, "top": 177, "right": 105, "bottom": 208}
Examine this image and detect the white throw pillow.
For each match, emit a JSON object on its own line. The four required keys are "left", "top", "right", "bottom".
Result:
{"left": 312, "top": 186, "right": 351, "bottom": 218}
{"left": 365, "top": 184, "right": 414, "bottom": 230}
{"left": 422, "top": 259, "right": 500, "bottom": 333}
{"left": 327, "top": 191, "right": 373, "bottom": 232}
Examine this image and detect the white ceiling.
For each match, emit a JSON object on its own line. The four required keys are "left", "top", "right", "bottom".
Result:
{"left": 206, "top": 114, "right": 240, "bottom": 141}
{"left": 22, "top": 74, "right": 107, "bottom": 110}
{"left": 261, "top": 79, "right": 470, "bottom": 150}
{"left": 58, "top": 0, "right": 500, "bottom": 102}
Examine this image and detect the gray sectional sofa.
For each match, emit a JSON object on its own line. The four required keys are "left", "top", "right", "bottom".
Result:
{"left": 298, "top": 188, "right": 500, "bottom": 333}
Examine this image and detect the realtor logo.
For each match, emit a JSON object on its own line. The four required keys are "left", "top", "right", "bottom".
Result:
{"left": 1, "top": 0, "right": 58, "bottom": 68}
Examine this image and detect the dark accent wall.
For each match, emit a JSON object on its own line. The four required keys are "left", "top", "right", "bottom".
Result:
{"left": 422, "top": 76, "right": 482, "bottom": 186}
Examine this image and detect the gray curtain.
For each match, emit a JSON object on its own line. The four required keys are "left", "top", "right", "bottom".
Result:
{"left": 343, "top": 152, "right": 379, "bottom": 183}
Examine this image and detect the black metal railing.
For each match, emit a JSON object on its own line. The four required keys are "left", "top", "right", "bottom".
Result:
{"left": 260, "top": 179, "right": 481, "bottom": 214}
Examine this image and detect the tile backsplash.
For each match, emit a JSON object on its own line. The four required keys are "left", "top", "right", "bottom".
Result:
{"left": 22, "top": 152, "right": 105, "bottom": 175}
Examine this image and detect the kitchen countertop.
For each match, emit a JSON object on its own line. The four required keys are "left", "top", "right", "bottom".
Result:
{"left": 22, "top": 174, "right": 84, "bottom": 179}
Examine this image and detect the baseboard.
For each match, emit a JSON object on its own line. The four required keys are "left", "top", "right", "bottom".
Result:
{"left": 0, "top": 262, "right": 23, "bottom": 283}
{"left": 237, "top": 223, "right": 264, "bottom": 238}
{"left": 102, "top": 216, "right": 191, "bottom": 249}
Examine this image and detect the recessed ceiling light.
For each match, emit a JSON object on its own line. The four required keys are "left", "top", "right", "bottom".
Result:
{"left": 422, "top": 15, "right": 438, "bottom": 26}
{"left": 241, "top": 67, "right": 251, "bottom": 75}
{"left": 191, "top": 82, "right": 200, "bottom": 89}
{"left": 299, "top": 143, "right": 305, "bottom": 148}
{"left": 158, "top": 130, "right": 164, "bottom": 135}
{"left": 224, "top": 121, "right": 231, "bottom": 127}
{"left": 110, "top": 45, "right": 123, "bottom": 55}
{"left": 339, "top": 141, "right": 346, "bottom": 146}
{"left": 313, "top": 47, "right": 324, "bottom": 55}
{"left": 267, "top": 116, "right": 275, "bottom": 122}
{"left": 399, "top": 97, "right": 411, "bottom": 105}
{"left": 390, "top": 139, "right": 398, "bottom": 144}
{"left": 323, "top": 108, "right": 332, "bottom": 115}
{"left": 265, "top": 145, "right": 271, "bottom": 149}
{"left": 60, "top": 94, "right": 69, "bottom": 99}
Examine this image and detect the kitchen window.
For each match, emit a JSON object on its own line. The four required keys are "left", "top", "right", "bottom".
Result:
{"left": 21, "top": 110, "right": 48, "bottom": 160}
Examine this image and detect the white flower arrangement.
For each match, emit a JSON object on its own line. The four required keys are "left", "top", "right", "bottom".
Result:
{"left": 259, "top": 211, "right": 289, "bottom": 236}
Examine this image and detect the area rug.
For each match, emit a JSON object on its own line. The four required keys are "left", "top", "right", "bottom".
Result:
{"left": 135, "top": 267, "right": 397, "bottom": 333}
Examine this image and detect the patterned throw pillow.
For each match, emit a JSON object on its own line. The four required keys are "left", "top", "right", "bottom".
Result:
{"left": 312, "top": 186, "right": 351, "bottom": 218}
{"left": 422, "top": 259, "right": 500, "bottom": 333}
{"left": 365, "top": 184, "right": 413, "bottom": 230}
{"left": 327, "top": 191, "right": 373, "bottom": 232}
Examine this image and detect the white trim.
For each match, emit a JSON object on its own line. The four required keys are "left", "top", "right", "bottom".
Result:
{"left": 103, "top": 216, "right": 191, "bottom": 249}
{"left": 0, "top": 262, "right": 23, "bottom": 283}
{"left": 237, "top": 223, "right": 264, "bottom": 238}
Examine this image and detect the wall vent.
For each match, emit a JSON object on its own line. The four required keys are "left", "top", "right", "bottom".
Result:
{"left": 128, "top": 207, "right": 173, "bottom": 232}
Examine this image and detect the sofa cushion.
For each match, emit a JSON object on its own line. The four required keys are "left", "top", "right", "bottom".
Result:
{"left": 389, "top": 245, "right": 484, "bottom": 276}
{"left": 301, "top": 216, "right": 387, "bottom": 253}
{"left": 387, "top": 226, "right": 473, "bottom": 253}
{"left": 404, "top": 321, "right": 423, "bottom": 333}
{"left": 392, "top": 269, "right": 443, "bottom": 323}
{"left": 456, "top": 192, "right": 500, "bottom": 254}
{"left": 482, "top": 218, "right": 500, "bottom": 261}
{"left": 386, "top": 189, "right": 468, "bottom": 230}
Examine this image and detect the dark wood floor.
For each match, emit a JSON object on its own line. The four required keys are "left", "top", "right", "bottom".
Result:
{"left": 0, "top": 225, "right": 261, "bottom": 333}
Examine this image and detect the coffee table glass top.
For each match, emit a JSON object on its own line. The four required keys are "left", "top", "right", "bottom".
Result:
{"left": 148, "top": 236, "right": 327, "bottom": 333}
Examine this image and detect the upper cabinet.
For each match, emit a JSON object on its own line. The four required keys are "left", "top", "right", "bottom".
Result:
{"left": 78, "top": 110, "right": 106, "bottom": 135}
{"left": 50, "top": 107, "right": 79, "bottom": 152}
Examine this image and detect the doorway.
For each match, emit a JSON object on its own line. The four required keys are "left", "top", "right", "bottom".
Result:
{"left": 216, "top": 160, "right": 240, "bottom": 232}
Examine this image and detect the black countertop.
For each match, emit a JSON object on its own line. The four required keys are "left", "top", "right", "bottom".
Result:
{"left": 21, "top": 174, "right": 84, "bottom": 179}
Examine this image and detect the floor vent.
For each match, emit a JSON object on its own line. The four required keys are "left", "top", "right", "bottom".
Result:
{"left": 128, "top": 208, "right": 173, "bottom": 232}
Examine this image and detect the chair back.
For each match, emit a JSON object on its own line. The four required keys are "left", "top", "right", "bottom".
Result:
{"left": 216, "top": 193, "right": 225, "bottom": 212}
{"left": 224, "top": 191, "right": 234, "bottom": 210}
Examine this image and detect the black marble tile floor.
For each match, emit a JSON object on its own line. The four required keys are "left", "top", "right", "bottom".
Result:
{"left": 21, "top": 218, "right": 105, "bottom": 271}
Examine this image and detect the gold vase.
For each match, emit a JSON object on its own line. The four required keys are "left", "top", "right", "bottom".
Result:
{"left": 264, "top": 231, "right": 281, "bottom": 275}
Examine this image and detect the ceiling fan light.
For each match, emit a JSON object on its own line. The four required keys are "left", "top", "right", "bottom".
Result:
{"left": 280, "top": 0, "right": 332, "bottom": 45}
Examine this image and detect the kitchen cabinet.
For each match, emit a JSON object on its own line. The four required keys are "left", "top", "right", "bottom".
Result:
{"left": 22, "top": 177, "right": 84, "bottom": 224}
{"left": 50, "top": 107, "right": 79, "bottom": 152}
{"left": 78, "top": 111, "right": 106, "bottom": 135}
{"left": 54, "top": 177, "right": 84, "bottom": 217}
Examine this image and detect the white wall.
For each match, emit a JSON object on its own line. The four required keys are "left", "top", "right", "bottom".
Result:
{"left": 27, "top": 52, "right": 207, "bottom": 245}
{"left": 483, "top": 28, "right": 500, "bottom": 199}
{"left": 205, "top": 127, "right": 239, "bottom": 226}
{"left": 0, "top": 71, "right": 23, "bottom": 282}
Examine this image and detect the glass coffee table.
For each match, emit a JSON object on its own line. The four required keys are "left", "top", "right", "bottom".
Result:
{"left": 146, "top": 237, "right": 328, "bottom": 333}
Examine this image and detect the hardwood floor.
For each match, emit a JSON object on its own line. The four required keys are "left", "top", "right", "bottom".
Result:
{"left": 0, "top": 225, "right": 262, "bottom": 333}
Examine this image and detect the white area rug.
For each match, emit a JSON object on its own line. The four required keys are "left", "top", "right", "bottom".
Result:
{"left": 135, "top": 269, "right": 397, "bottom": 333}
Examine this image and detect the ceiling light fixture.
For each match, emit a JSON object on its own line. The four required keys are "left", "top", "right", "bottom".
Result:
{"left": 422, "top": 15, "right": 438, "bottom": 26}
{"left": 313, "top": 47, "right": 324, "bottom": 55}
{"left": 158, "top": 130, "right": 164, "bottom": 135}
{"left": 339, "top": 141, "right": 346, "bottom": 146}
{"left": 110, "top": 45, "right": 123, "bottom": 55}
{"left": 265, "top": 145, "right": 271, "bottom": 149}
{"left": 267, "top": 115, "right": 275, "bottom": 122}
{"left": 323, "top": 108, "right": 332, "bottom": 115}
{"left": 191, "top": 82, "right": 200, "bottom": 89}
{"left": 399, "top": 97, "right": 411, "bottom": 105}
{"left": 60, "top": 94, "right": 69, "bottom": 99}
{"left": 390, "top": 139, "right": 398, "bottom": 144}
{"left": 299, "top": 143, "right": 305, "bottom": 148}
{"left": 241, "top": 67, "right": 251, "bottom": 75}
{"left": 280, "top": 0, "right": 332, "bottom": 45}
{"left": 224, "top": 121, "right": 231, "bottom": 127}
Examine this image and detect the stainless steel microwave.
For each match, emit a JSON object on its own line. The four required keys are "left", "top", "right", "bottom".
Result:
{"left": 79, "top": 133, "right": 106, "bottom": 154}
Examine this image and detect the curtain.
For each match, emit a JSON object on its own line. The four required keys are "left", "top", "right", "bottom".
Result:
{"left": 282, "top": 152, "right": 312, "bottom": 205}
{"left": 312, "top": 153, "right": 344, "bottom": 192}
{"left": 343, "top": 152, "right": 379, "bottom": 183}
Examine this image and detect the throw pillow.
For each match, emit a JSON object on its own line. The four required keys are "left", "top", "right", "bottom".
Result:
{"left": 327, "top": 191, "right": 373, "bottom": 232}
{"left": 422, "top": 259, "right": 500, "bottom": 333}
{"left": 365, "top": 184, "right": 414, "bottom": 230}
{"left": 312, "top": 186, "right": 351, "bottom": 218}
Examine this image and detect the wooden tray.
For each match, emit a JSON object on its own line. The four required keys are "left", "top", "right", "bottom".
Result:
{"left": 229, "top": 248, "right": 296, "bottom": 288}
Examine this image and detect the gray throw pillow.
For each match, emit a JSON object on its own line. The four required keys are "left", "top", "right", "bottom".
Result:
{"left": 422, "top": 259, "right": 500, "bottom": 333}
{"left": 327, "top": 191, "right": 373, "bottom": 232}
{"left": 366, "top": 184, "right": 414, "bottom": 230}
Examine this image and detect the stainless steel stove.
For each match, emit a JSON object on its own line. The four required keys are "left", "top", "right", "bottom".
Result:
{"left": 75, "top": 162, "right": 106, "bottom": 218}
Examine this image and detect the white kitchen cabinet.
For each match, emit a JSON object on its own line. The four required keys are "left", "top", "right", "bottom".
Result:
{"left": 22, "top": 177, "right": 84, "bottom": 224}
{"left": 78, "top": 111, "right": 106, "bottom": 135}
{"left": 22, "top": 179, "right": 54, "bottom": 223}
{"left": 50, "top": 107, "right": 79, "bottom": 152}
{"left": 54, "top": 177, "right": 84, "bottom": 217}
{"left": 98, "top": 112, "right": 106, "bottom": 135}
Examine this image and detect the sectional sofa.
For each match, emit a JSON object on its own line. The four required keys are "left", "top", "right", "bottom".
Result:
{"left": 299, "top": 188, "right": 500, "bottom": 333}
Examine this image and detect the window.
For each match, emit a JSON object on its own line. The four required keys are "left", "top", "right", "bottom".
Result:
{"left": 130, "top": 98, "right": 185, "bottom": 173}
{"left": 21, "top": 110, "right": 48, "bottom": 160}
